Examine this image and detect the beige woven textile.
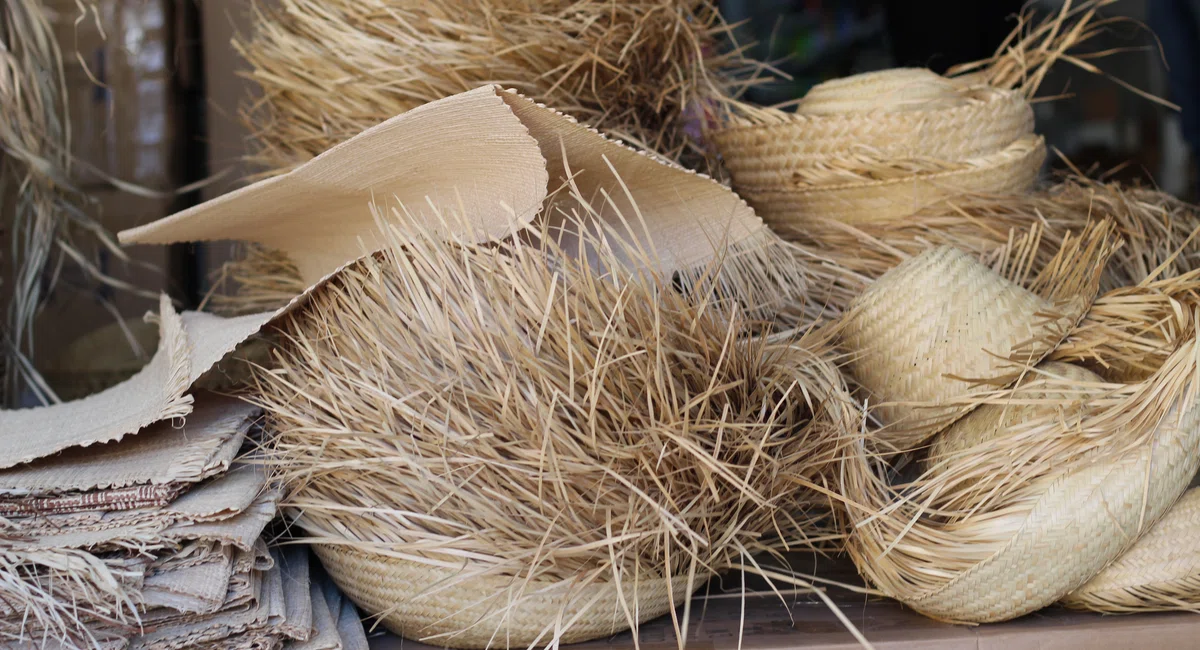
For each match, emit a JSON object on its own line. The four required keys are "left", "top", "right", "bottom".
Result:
{"left": 1064, "top": 487, "right": 1200, "bottom": 612}
{"left": 314, "top": 544, "right": 697, "bottom": 649}
{"left": 711, "top": 68, "right": 1044, "bottom": 231}
{"left": 842, "top": 246, "right": 1081, "bottom": 449}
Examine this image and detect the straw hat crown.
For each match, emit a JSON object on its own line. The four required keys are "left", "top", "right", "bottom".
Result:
{"left": 842, "top": 246, "right": 1074, "bottom": 448}
{"left": 796, "top": 68, "right": 963, "bottom": 114}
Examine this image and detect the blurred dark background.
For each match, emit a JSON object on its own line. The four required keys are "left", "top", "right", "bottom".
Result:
{"left": 719, "top": 0, "right": 1198, "bottom": 200}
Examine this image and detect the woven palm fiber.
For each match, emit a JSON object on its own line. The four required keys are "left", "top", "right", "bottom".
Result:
{"left": 792, "top": 68, "right": 962, "bottom": 114}
{"left": 1063, "top": 487, "right": 1200, "bottom": 612}
{"left": 927, "top": 361, "right": 1102, "bottom": 463}
{"left": 840, "top": 242, "right": 1200, "bottom": 623}
{"left": 893, "top": 395, "right": 1200, "bottom": 622}
{"left": 841, "top": 245, "right": 1088, "bottom": 451}
{"left": 314, "top": 545, "right": 697, "bottom": 649}
{"left": 737, "top": 135, "right": 1045, "bottom": 228}
{"left": 711, "top": 82, "right": 1032, "bottom": 188}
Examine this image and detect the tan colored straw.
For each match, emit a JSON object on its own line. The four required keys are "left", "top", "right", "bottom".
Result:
{"left": 1063, "top": 487, "right": 1200, "bottom": 613}
{"left": 738, "top": 135, "right": 1045, "bottom": 228}
{"left": 314, "top": 545, "right": 697, "bottom": 649}
{"left": 840, "top": 238, "right": 1105, "bottom": 450}
{"left": 712, "top": 85, "right": 1033, "bottom": 186}
{"left": 839, "top": 242, "right": 1200, "bottom": 624}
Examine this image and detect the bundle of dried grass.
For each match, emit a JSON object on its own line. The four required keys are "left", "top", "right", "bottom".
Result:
{"left": 794, "top": 177, "right": 1200, "bottom": 314}
{"left": 237, "top": 0, "right": 750, "bottom": 179}
{"left": 836, "top": 237, "right": 1200, "bottom": 623}
{"left": 253, "top": 208, "right": 855, "bottom": 647}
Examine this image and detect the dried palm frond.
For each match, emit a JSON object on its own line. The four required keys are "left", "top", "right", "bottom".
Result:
{"left": 205, "top": 244, "right": 305, "bottom": 316}
{"left": 237, "top": 0, "right": 754, "bottom": 179}
{"left": 252, "top": 203, "right": 855, "bottom": 646}
{"left": 0, "top": 0, "right": 138, "bottom": 407}
{"left": 0, "top": 543, "right": 144, "bottom": 647}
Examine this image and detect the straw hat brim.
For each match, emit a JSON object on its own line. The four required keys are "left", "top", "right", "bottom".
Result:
{"left": 314, "top": 545, "right": 700, "bottom": 649}
{"left": 737, "top": 135, "right": 1045, "bottom": 228}
{"left": 1063, "top": 487, "right": 1200, "bottom": 613}
{"left": 905, "top": 396, "right": 1200, "bottom": 622}
{"left": 711, "top": 89, "right": 1032, "bottom": 180}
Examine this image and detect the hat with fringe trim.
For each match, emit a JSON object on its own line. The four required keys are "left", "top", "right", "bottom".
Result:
{"left": 840, "top": 223, "right": 1113, "bottom": 450}
{"left": 837, "top": 239, "right": 1200, "bottom": 624}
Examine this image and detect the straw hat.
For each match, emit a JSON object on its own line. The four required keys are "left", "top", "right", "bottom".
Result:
{"left": 710, "top": 67, "right": 1043, "bottom": 234}
{"left": 314, "top": 545, "right": 697, "bottom": 648}
{"left": 839, "top": 242, "right": 1200, "bottom": 624}
{"left": 840, "top": 243, "right": 1099, "bottom": 450}
{"left": 1063, "top": 487, "right": 1200, "bottom": 613}
{"left": 257, "top": 211, "right": 851, "bottom": 647}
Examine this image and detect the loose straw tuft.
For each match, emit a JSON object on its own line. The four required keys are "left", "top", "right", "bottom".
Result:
{"left": 252, "top": 202, "right": 856, "bottom": 646}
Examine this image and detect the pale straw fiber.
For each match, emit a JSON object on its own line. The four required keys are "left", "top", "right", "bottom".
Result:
{"left": 1064, "top": 487, "right": 1200, "bottom": 612}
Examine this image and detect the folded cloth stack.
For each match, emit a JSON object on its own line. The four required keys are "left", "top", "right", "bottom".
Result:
{"left": 0, "top": 393, "right": 366, "bottom": 650}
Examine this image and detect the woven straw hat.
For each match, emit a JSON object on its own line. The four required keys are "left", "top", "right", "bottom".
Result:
{"left": 738, "top": 135, "right": 1044, "bottom": 227}
{"left": 1063, "top": 487, "right": 1200, "bottom": 613}
{"left": 41, "top": 318, "right": 159, "bottom": 401}
{"left": 710, "top": 67, "right": 1043, "bottom": 231}
{"left": 927, "top": 361, "right": 1101, "bottom": 462}
{"left": 841, "top": 246, "right": 1087, "bottom": 450}
{"left": 314, "top": 545, "right": 698, "bottom": 648}
{"left": 840, "top": 242, "right": 1200, "bottom": 624}
{"left": 898, "top": 384, "right": 1200, "bottom": 622}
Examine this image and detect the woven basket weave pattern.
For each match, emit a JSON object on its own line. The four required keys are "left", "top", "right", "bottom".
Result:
{"left": 1064, "top": 487, "right": 1200, "bottom": 612}
{"left": 843, "top": 246, "right": 1070, "bottom": 449}
{"left": 909, "top": 397, "right": 1200, "bottom": 622}
{"left": 315, "top": 545, "right": 697, "bottom": 649}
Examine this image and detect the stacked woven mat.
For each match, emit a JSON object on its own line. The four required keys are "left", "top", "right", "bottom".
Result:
{"left": 0, "top": 298, "right": 371, "bottom": 648}
{"left": 0, "top": 389, "right": 368, "bottom": 649}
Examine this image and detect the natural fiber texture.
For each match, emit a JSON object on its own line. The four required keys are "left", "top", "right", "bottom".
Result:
{"left": 237, "top": 0, "right": 751, "bottom": 178}
{"left": 736, "top": 135, "right": 1045, "bottom": 228}
{"left": 839, "top": 247, "right": 1200, "bottom": 624}
{"left": 774, "top": 176, "right": 1200, "bottom": 315}
{"left": 841, "top": 227, "right": 1112, "bottom": 451}
{"left": 314, "top": 545, "right": 694, "bottom": 648}
{"left": 927, "top": 361, "right": 1102, "bottom": 463}
{"left": 1063, "top": 488, "right": 1200, "bottom": 613}
{"left": 254, "top": 209, "right": 854, "bottom": 647}
{"left": 707, "top": 0, "right": 1146, "bottom": 268}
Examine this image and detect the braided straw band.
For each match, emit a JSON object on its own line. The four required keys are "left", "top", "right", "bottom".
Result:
{"left": 314, "top": 545, "right": 699, "bottom": 649}
{"left": 899, "top": 392, "right": 1200, "bottom": 622}
{"left": 739, "top": 135, "right": 1045, "bottom": 229}
{"left": 711, "top": 87, "right": 1032, "bottom": 185}
{"left": 1063, "top": 487, "right": 1200, "bottom": 613}
{"left": 841, "top": 246, "right": 1085, "bottom": 451}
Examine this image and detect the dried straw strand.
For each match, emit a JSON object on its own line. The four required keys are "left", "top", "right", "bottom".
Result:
{"left": 252, "top": 203, "right": 854, "bottom": 646}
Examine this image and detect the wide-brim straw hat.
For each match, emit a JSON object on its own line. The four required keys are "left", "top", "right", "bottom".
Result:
{"left": 314, "top": 545, "right": 699, "bottom": 648}
{"left": 839, "top": 243, "right": 1200, "bottom": 624}
{"left": 839, "top": 231, "right": 1109, "bottom": 450}
{"left": 1063, "top": 487, "right": 1200, "bottom": 613}
{"left": 735, "top": 135, "right": 1045, "bottom": 229}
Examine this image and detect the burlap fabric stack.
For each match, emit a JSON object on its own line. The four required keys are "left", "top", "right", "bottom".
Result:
{"left": 832, "top": 230, "right": 1200, "bottom": 623}
{"left": 0, "top": 299, "right": 370, "bottom": 649}
{"left": 100, "top": 86, "right": 857, "bottom": 647}
{"left": 707, "top": 1, "right": 1198, "bottom": 313}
